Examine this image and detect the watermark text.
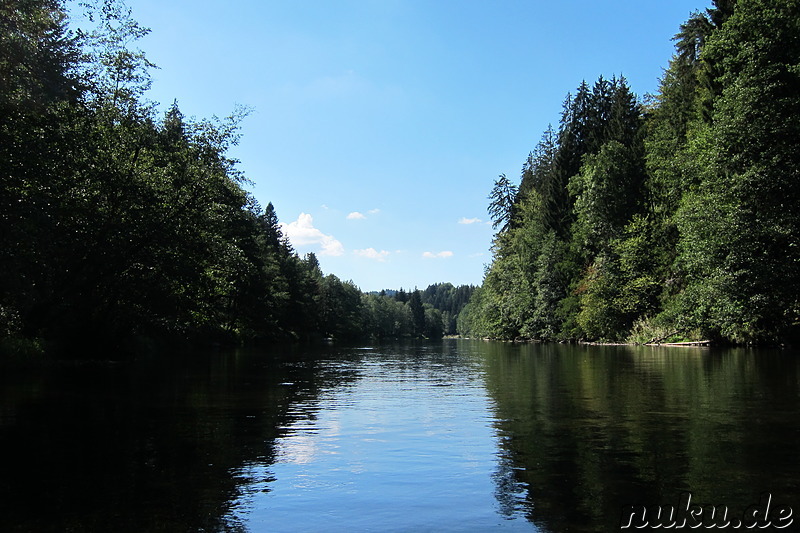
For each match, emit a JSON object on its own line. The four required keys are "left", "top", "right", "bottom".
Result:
{"left": 620, "top": 492, "right": 793, "bottom": 529}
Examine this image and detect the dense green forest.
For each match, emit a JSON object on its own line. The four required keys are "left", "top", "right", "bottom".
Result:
{"left": 0, "top": 0, "right": 473, "bottom": 356}
{"left": 4, "top": 0, "right": 797, "bottom": 355}
{"left": 459, "top": 0, "right": 800, "bottom": 345}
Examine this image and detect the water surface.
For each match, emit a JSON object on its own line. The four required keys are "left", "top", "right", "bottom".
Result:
{"left": 1, "top": 340, "right": 798, "bottom": 531}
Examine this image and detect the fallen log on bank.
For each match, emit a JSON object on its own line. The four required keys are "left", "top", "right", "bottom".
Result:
{"left": 646, "top": 340, "right": 712, "bottom": 347}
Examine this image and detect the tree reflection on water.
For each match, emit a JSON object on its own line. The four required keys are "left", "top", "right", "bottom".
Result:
{"left": 2, "top": 342, "right": 799, "bottom": 532}
{"left": 0, "top": 346, "right": 360, "bottom": 532}
{"left": 476, "top": 341, "right": 800, "bottom": 532}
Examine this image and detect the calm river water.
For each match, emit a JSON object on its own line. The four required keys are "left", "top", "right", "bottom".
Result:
{"left": 1, "top": 340, "right": 799, "bottom": 531}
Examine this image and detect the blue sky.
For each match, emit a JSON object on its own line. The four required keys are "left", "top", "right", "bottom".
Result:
{"left": 104, "top": 0, "right": 708, "bottom": 292}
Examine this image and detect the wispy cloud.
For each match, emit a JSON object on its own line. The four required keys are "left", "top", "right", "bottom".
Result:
{"left": 347, "top": 208, "right": 380, "bottom": 220}
{"left": 292, "top": 70, "right": 368, "bottom": 101}
{"left": 422, "top": 251, "right": 454, "bottom": 259}
{"left": 354, "top": 248, "right": 390, "bottom": 262}
{"left": 458, "top": 217, "right": 482, "bottom": 225}
{"left": 280, "top": 213, "right": 344, "bottom": 256}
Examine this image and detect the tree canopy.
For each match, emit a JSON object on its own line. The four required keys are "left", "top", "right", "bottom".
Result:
{"left": 460, "top": 0, "right": 800, "bottom": 345}
{"left": 0, "top": 0, "right": 471, "bottom": 357}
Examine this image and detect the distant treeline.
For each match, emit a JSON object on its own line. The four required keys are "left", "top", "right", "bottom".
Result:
{"left": 0, "top": 0, "right": 472, "bottom": 356}
{"left": 458, "top": 0, "right": 800, "bottom": 345}
{"left": 364, "top": 284, "right": 476, "bottom": 340}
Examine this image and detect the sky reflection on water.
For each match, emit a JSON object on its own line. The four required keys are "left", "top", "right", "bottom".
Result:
{"left": 1, "top": 341, "right": 799, "bottom": 532}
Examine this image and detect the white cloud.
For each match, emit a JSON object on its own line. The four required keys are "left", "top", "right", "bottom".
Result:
{"left": 354, "top": 248, "right": 390, "bottom": 262}
{"left": 459, "top": 217, "right": 482, "bottom": 225}
{"left": 422, "top": 251, "right": 454, "bottom": 259}
{"left": 348, "top": 209, "right": 379, "bottom": 220}
{"left": 321, "top": 239, "right": 346, "bottom": 256}
{"left": 280, "top": 213, "right": 344, "bottom": 256}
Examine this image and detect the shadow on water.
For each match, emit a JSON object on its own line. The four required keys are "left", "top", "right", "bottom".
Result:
{"left": 3, "top": 340, "right": 800, "bottom": 532}
{"left": 0, "top": 345, "right": 363, "bottom": 532}
{"left": 470, "top": 341, "right": 800, "bottom": 532}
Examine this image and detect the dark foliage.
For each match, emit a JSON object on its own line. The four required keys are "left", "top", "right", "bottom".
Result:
{"left": 462, "top": 0, "right": 800, "bottom": 345}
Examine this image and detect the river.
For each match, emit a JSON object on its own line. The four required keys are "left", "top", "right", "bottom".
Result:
{"left": 1, "top": 340, "right": 798, "bottom": 531}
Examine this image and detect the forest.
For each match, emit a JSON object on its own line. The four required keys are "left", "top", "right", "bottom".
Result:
{"left": 3, "top": 0, "right": 798, "bottom": 356}
{"left": 0, "top": 0, "right": 473, "bottom": 357}
{"left": 458, "top": 0, "right": 800, "bottom": 345}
